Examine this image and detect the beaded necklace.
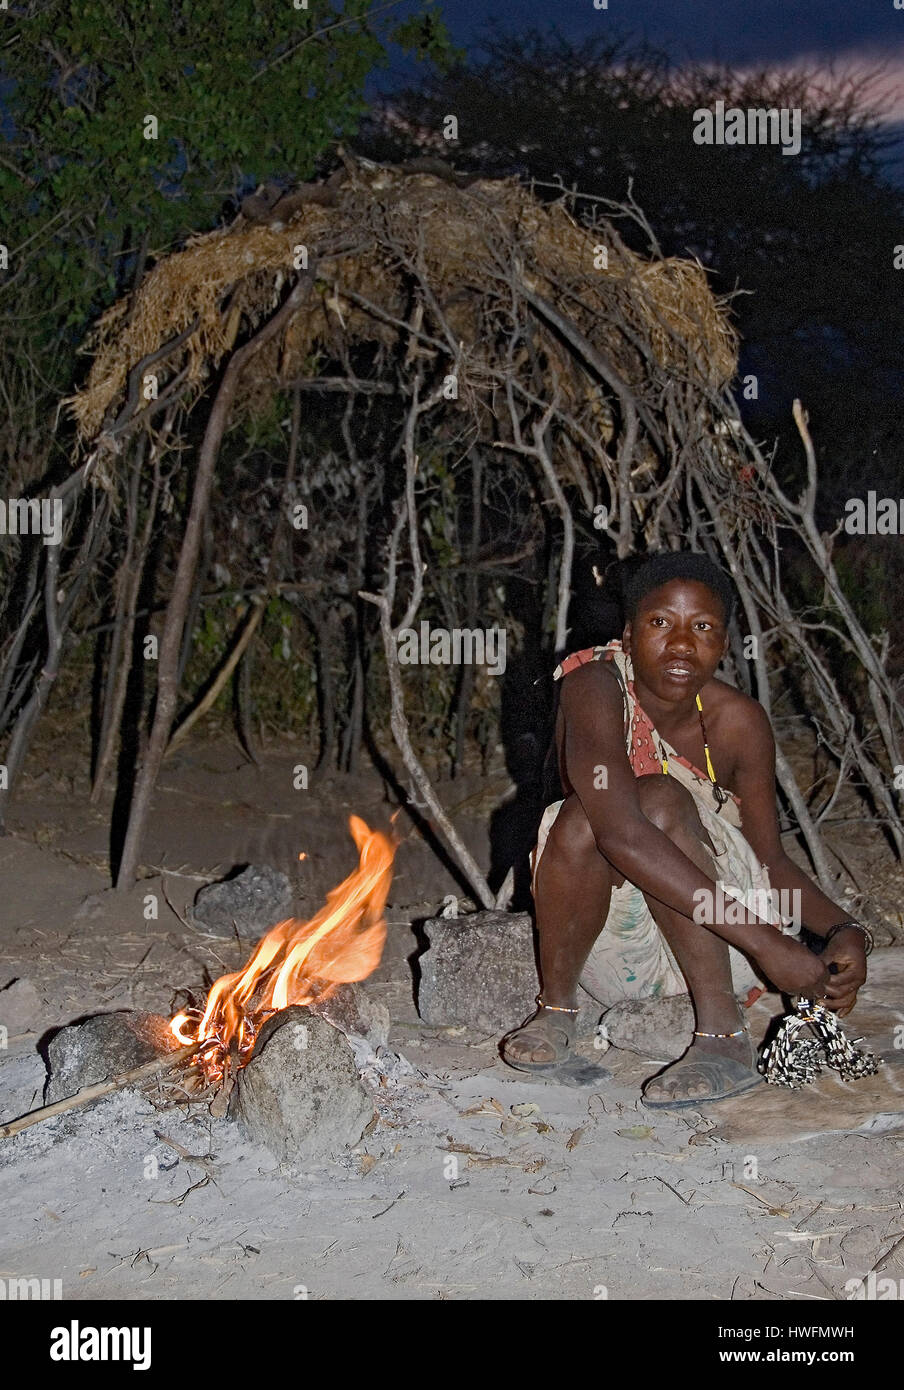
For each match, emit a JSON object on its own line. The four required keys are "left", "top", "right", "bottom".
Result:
{"left": 653, "top": 691, "right": 730, "bottom": 810}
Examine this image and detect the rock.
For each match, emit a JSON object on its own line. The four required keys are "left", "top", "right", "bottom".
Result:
{"left": 45, "top": 1011, "right": 181, "bottom": 1103}
{"left": 230, "top": 1006, "right": 373, "bottom": 1164}
{"left": 192, "top": 864, "right": 292, "bottom": 939}
{"left": 0, "top": 978, "right": 45, "bottom": 1036}
{"left": 599, "top": 994, "right": 695, "bottom": 1061}
{"left": 308, "top": 982, "right": 389, "bottom": 1049}
{"left": 418, "top": 910, "right": 600, "bottom": 1035}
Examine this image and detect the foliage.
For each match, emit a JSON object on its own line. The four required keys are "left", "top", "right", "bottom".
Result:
{"left": 0, "top": 0, "right": 458, "bottom": 481}
{"left": 356, "top": 27, "right": 904, "bottom": 515}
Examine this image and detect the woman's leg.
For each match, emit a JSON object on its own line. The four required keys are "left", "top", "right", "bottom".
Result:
{"left": 504, "top": 792, "right": 621, "bottom": 1064}
{"left": 632, "top": 777, "right": 757, "bottom": 1102}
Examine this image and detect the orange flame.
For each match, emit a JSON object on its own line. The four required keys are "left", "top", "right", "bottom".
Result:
{"left": 171, "top": 816, "right": 396, "bottom": 1083}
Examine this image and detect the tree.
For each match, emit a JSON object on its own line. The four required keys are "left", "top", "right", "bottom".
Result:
{"left": 356, "top": 27, "right": 904, "bottom": 510}
{"left": 0, "top": 0, "right": 459, "bottom": 482}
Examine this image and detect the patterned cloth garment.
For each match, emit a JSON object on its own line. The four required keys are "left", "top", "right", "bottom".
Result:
{"left": 532, "top": 640, "right": 788, "bottom": 1006}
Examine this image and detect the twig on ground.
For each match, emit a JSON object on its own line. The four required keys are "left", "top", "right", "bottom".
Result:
{"left": 0, "top": 1043, "right": 199, "bottom": 1138}
{"left": 149, "top": 1174, "right": 211, "bottom": 1206}
{"left": 153, "top": 1129, "right": 220, "bottom": 1176}
{"left": 870, "top": 1230, "right": 904, "bottom": 1275}
{"left": 372, "top": 1189, "right": 407, "bottom": 1219}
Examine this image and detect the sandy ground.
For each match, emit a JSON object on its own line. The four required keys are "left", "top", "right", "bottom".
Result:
{"left": 1, "top": 742, "right": 903, "bottom": 1301}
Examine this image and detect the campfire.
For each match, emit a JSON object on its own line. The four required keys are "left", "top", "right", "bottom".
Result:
{"left": 170, "top": 816, "right": 396, "bottom": 1087}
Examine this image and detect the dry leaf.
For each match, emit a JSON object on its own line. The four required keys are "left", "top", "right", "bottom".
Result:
{"left": 358, "top": 1153, "right": 378, "bottom": 1174}
{"left": 511, "top": 1102, "right": 541, "bottom": 1117}
{"left": 445, "top": 1137, "right": 485, "bottom": 1154}
{"left": 460, "top": 1097, "right": 505, "bottom": 1117}
{"left": 566, "top": 1127, "right": 585, "bottom": 1150}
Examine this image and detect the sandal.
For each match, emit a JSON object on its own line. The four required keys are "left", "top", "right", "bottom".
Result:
{"left": 641, "top": 1050, "right": 764, "bottom": 1110}
{"left": 502, "top": 1001, "right": 579, "bottom": 1074}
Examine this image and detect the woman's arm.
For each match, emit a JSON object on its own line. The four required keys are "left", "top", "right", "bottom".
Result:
{"left": 730, "top": 698, "right": 867, "bottom": 1014}
{"left": 557, "top": 664, "right": 830, "bottom": 998}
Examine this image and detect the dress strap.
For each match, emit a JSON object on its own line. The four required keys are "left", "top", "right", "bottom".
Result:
{"left": 605, "top": 656, "right": 632, "bottom": 745}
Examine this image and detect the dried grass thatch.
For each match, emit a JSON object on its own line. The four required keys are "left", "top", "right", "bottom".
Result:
{"left": 9, "top": 159, "right": 902, "bottom": 911}
{"left": 70, "top": 162, "right": 737, "bottom": 442}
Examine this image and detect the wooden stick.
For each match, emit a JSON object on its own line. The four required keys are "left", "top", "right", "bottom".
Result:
{"left": 0, "top": 1043, "right": 199, "bottom": 1140}
{"left": 165, "top": 596, "right": 265, "bottom": 756}
{"left": 115, "top": 272, "right": 317, "bottom": 889}
{"left": 870, "top": 1230, "right": 904, "bottom": 1276}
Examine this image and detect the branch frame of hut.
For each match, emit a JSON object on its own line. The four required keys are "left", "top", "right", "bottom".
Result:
{"left": 0, "top": 155, "right": 899, "bottom": 916}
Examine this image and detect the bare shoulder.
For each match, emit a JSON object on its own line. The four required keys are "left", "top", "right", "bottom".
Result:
{"left": 706, "top": 676, "right": 774, "bottom": 759}
{"left": 556, "top": 660, "right": 628, "bottom": 763}
{"left": 559, "top": 656, "right": 625, "bottom": 722}
{"left": 556, "top": 658, "right": 633, "bottom": 794}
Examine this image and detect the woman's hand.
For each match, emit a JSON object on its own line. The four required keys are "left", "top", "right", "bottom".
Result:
{"left": 819, "top": 928, "right": 868, "bottom": 1017}
{"left": 753, "top": 930, "right": 831, "bottom": 1000}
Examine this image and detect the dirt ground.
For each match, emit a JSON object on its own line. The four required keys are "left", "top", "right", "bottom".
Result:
{"left": 1, "top": 736, "right": 903, "bottom": 1302}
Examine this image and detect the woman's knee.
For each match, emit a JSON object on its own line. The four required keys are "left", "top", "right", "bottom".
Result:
{"left": 545, "top": 793, "right": 600, "bottom": 862}
{"left": 635, "top": 774, "right": 700, "bottom": 833}
{"left": 539, "top": 795, "right": 624, "bottom": 889}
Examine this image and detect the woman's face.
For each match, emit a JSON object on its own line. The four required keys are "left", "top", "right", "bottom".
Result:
{"left": 623, "top": 578, "right": 729, "bottom": 703}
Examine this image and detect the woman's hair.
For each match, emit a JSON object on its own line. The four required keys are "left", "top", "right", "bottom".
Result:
{"left": 620, "top": 550, "right": 736, "bottom": 625}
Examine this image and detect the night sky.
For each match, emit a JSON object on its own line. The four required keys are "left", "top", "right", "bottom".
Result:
{"left": 419, "top": 0, "right": 899, "bottom": 65}
{"left": 372, "top": 0, "right": 904, "bottom": 151}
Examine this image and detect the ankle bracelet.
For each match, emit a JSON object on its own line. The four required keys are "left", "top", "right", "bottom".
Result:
{"left": 537, "top": 996, "right": 580, "bottom": 1014}
{"left": 693, "top": 1028, "right": 746, "bottom": 1038}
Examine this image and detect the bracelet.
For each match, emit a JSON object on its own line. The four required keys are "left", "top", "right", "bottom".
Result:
{"left": 823, "top": 921, "right": 874, "bottom": 956}
{"left": 537, "top": 996, "right": 580, "bottom": 1014}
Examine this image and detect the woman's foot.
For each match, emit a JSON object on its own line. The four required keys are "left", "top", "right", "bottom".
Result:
{"left": 503, "top": 1003, "right": 578, "bottom": 1069}
{"left": 641, "top": 1027, "right": 762, "bottom": 1107}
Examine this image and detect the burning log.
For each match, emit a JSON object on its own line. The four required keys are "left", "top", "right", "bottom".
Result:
{"left": 170, "top": 816, "right": 396, "bottom": 1090}
{"left": 229, "top": 1006, "right": 374, "bottom": 1164}
{"left": 3, "top": 818, "right": 395, "bottom": 1147}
